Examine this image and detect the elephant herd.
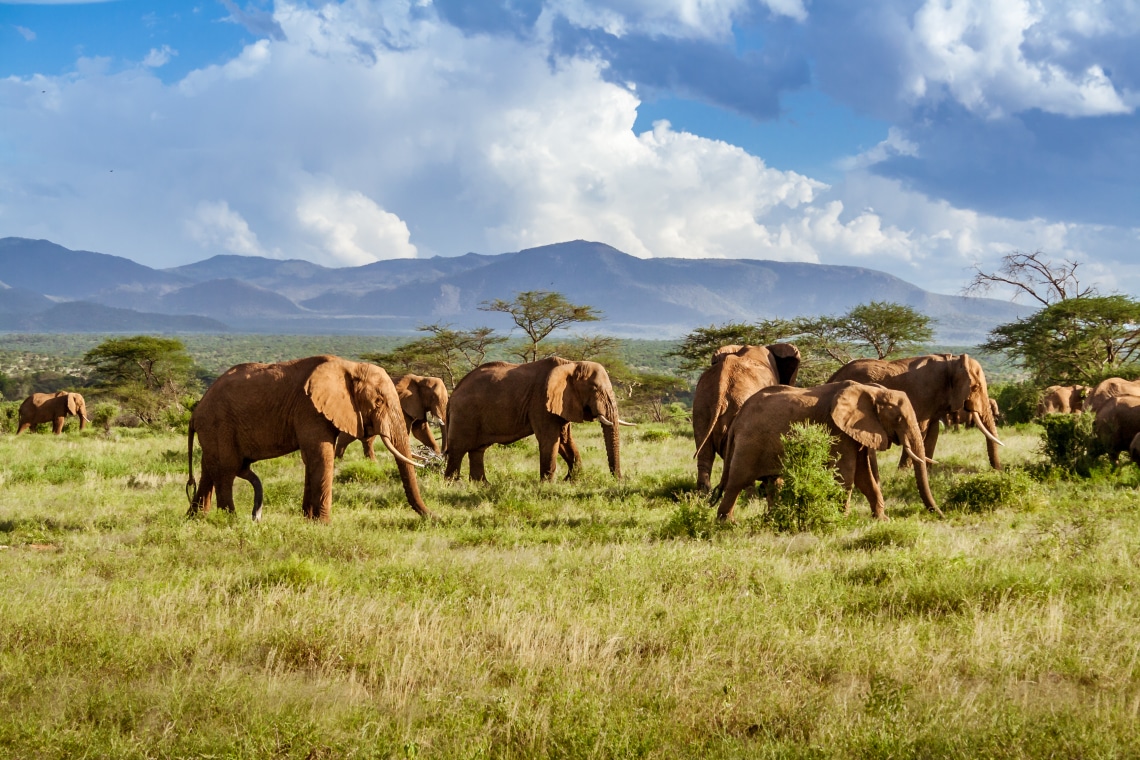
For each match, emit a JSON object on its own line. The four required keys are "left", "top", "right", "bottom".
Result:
{"left": 12, "top": 347, "right": 1016, "bottom": 525}
{"left": 1064, "top": 378, "right": 1140, "bottom": 463}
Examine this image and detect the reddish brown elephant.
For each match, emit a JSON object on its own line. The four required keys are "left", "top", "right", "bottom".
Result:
{"left": 692, "top": 343, "right": 800, "bottom": 490}
{"left": 715, "top": 381, "right": 939, "bottom": 522}
{"left": 444, "top": 357, "right": 626, "bottom": 482}
{"left": 17, "top": 391, "right": 89, "bottom": 434}
{"left": 828, "top": 353, "right": 1003, "bottom": 470}
{"left": 1093, "top": 395, "right": 1140, "bottom": 464}
{"left": 336, "top": 373, "right": 449, "bottom": 459}
{"left": 187, "top": 355, "right": 429, "bottom": 522}
{"left": 1037, "top": 384, "right": 1090, "bottom": 416}
{"left": 1086, "top": 378, "right": 1140, "bottom": 415}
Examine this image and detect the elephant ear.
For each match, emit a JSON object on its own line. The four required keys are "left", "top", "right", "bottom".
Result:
{"left": 766, "top": 343, "right": 801, "bottom": 386}
{"left": 831, "top": 382, "right": 891, "bottom": 451}
{"left": 400, "top": 380, "right": 426, "bottom": 421}
{"left": 305, "top": 359, "right": 366, "bottom": 438}
{"left": 66, "top": 394, "right": 79, "bottom": 415}
{"left": 545, "top": 359, "right": 585, "bottom": 422}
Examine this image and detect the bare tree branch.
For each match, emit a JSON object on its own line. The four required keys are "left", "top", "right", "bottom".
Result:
{"left": 963, "top": 249, "right": 1095, "bottom": 306}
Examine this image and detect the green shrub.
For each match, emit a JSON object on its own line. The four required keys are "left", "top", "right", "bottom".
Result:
{"left": 762, "top": 422, "right": 845, "bottom": 534}
{"left": 944, "top": 469, "right": 1036, "bottom": 513}
{"left": 0, "top": 401, "right": 20, "bottom": 433}
{"left": 639, "top": 427, "right": 672, "bottom": 443}
{"left": 1039, "top": 412, "right": 1100, "bottom": 477}
{"left": 658, "top": 498, "right": 714, "bottom": 540}
{"left": 991, "top": 381, "right": 1039, "bottom": 425}
{"left": 91, "top": 402, "right": 119, "bottom": 432}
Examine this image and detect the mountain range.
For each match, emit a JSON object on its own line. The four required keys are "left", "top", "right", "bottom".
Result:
{"left": 0, "top": 237, "right": 1031, "bottom": 343}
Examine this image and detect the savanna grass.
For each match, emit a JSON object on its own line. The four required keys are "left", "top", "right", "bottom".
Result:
{"left": 0, "top": 420, "right": 1138, "bottom": 757}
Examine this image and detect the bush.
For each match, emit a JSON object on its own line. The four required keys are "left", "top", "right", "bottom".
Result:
{"left": 91, "top": 402, "right": 119, "bottom": 432}
{"left": 0, "top": 401, "right": 20, "bottom": 434}
{"left": 944, "top": 469, "right": 1036, "bottom": 513}
{"left": 658, "top": 498, "right": 714, "bottom": 540}
{"left": 991, "top": 381, "right": 1040, "bottom": 425}
{"left": 1039, "top": 412, "right": 1100, "bottom": 477}
{"left": 761, "top": 422, "right": 845, "bottom": 534}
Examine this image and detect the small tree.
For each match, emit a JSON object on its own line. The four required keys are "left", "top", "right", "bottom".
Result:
{"left": 983, "top": 296, "right": 1140, "bottom": 386}
{"left": 841, "top": 301, "right": 934, "bottom": 359}
{"left": 762, "top": 422, "right": 845, "bottom": 533}
{"left": 83, "top": 336, "right": 199, "bottom": 423}
{"left": 363, "top": 323, "right": 507, "bottom": 388}
{"left": 480, "top": 291, "right": 602, "bottom": 363}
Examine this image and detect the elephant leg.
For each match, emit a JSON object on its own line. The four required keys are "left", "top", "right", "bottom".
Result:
{"left": 16, "top": 421, "right": 29, "bottom": 435}
{"left": 189, "top": 470, "right": 216, "bottom": 515}
{"left": 445, "top": 448, "right": 466, "bottom": 480}
{"left": 854, "top": 448, "right": 887, "bottom": 520}
{"left": 411, "top": 421, "right": 439, "bottom": 454}
{"left": 361, "top": 436, "right": 377, "bottom": 461}
{"left": 215, "top": 474, "right": 238, "bottom": 515}
{"left": 836, "top": 448, "right": 858, "bottom": 514}
{"left": 695, "top": 440, "right": 716, "bottom": 492}
{"left": 334, "top": 433, "right": 350, "bottom": 460}
{"left": 300, "top": 442, "right": 335, "bottom": 522}
{"left": 923, "top": 420, "right": 941, "bottom": 462}
{"left": 558, "top": 425, "right": 580, "bottom": 480}
{"left": 469, "top": 446, "right": 490, "bottom": 483}
{"left": 538, "top": 433, "right": 560, "bottom": 481}
{"left": 53, "top": 416, "right": 64, "bottom": 434}
{"left": 238, "top": 464, "right": 264, "bottom": 522}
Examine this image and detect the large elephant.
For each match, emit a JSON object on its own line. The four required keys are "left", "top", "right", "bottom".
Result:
{"left": 335, "top": 373, "right": 449, "bottom": 459}
{"left": 828, "top": 353, "right": 1003, "bottom": 470}
{"left": 444, "top": 357, "right": 625, "bottom": 481}
{"left": 186, "top": 355, "right": 429, "bottom": 522}
{"left": 1037, "top": 385, "right": 1090, "bottom": 416}
{"left": 1093, "top": 395, "right": 1140, "bottom": 463}
{"left": 1086, "top": 378, "right": 1140, "bottom": 415}
{"left": 715, "top": 380, "right": 940, "bottom": 521}
{"left": 692, "top": 343, "right": 801, "bottom": 490}
{"left": 17, "top": 391, "right": 89, "bottom": 434}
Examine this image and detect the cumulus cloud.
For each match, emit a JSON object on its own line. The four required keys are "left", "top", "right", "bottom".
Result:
{"left": 186, "top": 200, "right": 277, "bottom": 258}
{"left": 142, "top": 45, "right": 176, "bottom": 68}
{"left": 296, "top": 184, "right": 417, "bottom": 266}
{"left": 14, "top": 25, "right": 36, "bottom": 41}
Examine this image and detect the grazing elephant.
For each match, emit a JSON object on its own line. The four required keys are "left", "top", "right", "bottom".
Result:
{"left": 1037, "top": 385, "right": 1090, "bottom": 416}
{"left": 828, "top": 353, "right": 1003, "bottom": 470}
{"left": 187, "top": 355, "right": 429, "bottom": 522}
{"left": 1093, "top": 395, "right": 1140, "bottom": 463}
{"left": 335, "top": 373, "right": 449, "bottom": 460}
{"left": 1086, "top": 378, "right": 1140, "bottom": 415}
{"left": 692, "top": 343, "right": 801, "bottom": 490}
{"left": 17, "top": 391, "right": 89, "bottom": 434}
{"left": 444, "top": 357, "right": 627, "bottom": 481}
{"left": 715, "top": 381, "right": 940, "bottom": 521}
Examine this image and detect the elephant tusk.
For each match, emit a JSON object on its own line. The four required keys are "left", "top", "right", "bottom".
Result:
{"left": 380, "top": 435, "right": 422, "bottom": 468}
{"left": 597, "top": 415, "right": 613, "bottom": 426}
{"left": 972, "top": 412, "right": 1005, "bottom": 446}
{"left": 903, "top": 445, "right": 928, "bottom": 467}
{"left": 618, "top": 419, "right": 637, "bottom": 427}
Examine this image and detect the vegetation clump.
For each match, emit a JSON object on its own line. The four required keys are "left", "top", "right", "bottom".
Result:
{"left": 761, "top": 422, "right": 845, "bottom": 533}
{"left": 1039, "top": 412, "right": 1101, "bottom": 477}
{"left": 944, "top": 469, "right": 1036, "bottom": 513}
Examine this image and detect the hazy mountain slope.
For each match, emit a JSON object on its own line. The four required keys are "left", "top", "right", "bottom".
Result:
{"left": 0, "top": 237, "right": 187, "bottom": 298}
{"left": 158, "top": 279, "right": 305, "bottom": 318}
{"left": 0, "top": 301, "right": 228, "bottom": 332}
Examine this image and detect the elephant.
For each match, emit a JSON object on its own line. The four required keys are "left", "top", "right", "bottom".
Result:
{"left": 1085, "top": 378, "right": 1140, "bottom": 415}
{"left": 828, "top": 353, "right": 1004, "bottom": 470}
{"left": 335, "top": 373, "right": 449, "bottom": 460}
{"left": 186, "top": 355, "right": 430, "bottom": 522}
{"left": 17, "top": 391, "right": 89, "bottom": 434}
{"left": 1093, "top": 395, "right": 1140, "bottom": 464}
{"left": 715, "top": 380, "right": 940, "bottom": 521}
{"left": 444, "top": 357, "right": 627, "bottom": 482}
{"left": 945, "top": 398, "right": 1001, "bottom": 431}
{"left": 1037, "top": 385, "right": 1090, "bottom": 416}
{"left": 692, "top": 343, "right": 801, "bottom": 490}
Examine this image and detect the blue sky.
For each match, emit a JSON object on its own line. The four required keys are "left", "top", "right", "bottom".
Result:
{"left": 1, "top": 0, "right": 1138, "bottom": 298}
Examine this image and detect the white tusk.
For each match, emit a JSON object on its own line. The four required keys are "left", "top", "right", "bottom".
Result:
{"left": 380, "top": 436, "right": 422, "bottom": 467}
{"left": 903, "top": 445, "right": 928, "bottom": 467}
{"left": 972, "top": 412, "right": 1005, "bottom": 446}
{"left": 598, "top": 415, "right": 613, "bottom": 426}
{"left": 618, "top": 419, "right": 637, "bottom": 427}
{"left": 926, "top": 457, "right": 938, "bottom": 465}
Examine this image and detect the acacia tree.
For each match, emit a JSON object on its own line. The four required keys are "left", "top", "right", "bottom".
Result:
{"left": 479, "top": 291, "right": 602, "bottom": 362}
{"left": 839, "top": 301, "right": 934, "bottom": 359}
{"left": 964, "top": 249, "right": 1095, "bottom": 306}
{"left": 363, "top": 323, "right": 506, "bottom": 388}
{"left": 82, "top": 335, "right": 199, "bottom": 422}
{"left": 669, "top": 319, "right": 797, "bottom": 372}
{"left": 983, "top": 295, "right": 1140, "bottom": 385}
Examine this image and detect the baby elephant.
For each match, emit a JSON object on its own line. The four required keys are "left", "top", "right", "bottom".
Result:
{"left": 17, "top": 391, "right": 89, "bottom": 434}
{"left": 716, "top": 380, "right": 940, "bottom": 521}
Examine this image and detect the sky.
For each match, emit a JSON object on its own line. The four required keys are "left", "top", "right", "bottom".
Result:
{"left": 1, "top": 0, "right": 1138, "bottom": 299}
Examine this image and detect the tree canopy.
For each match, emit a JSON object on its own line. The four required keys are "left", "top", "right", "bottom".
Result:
{"left": 82, "top": 335, "right": 199, "bottom": 422}
{"left": 982, "top": 295, "right": 1140, "bottom": 386}
{"left": 362, "top": 323, "right": 506, "bottom": 388}
{"left": 480, "top": 291, "right": 602, "bottom": 363}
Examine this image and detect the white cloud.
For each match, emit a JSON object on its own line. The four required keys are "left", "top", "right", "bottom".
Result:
{"left": 14, "top": 25, "right": 36, "bottom": 41}
{"left": 142, "top": 45, "right": 176, "bottom": 68}
{"left": 907, "top": 0, "right": 1138, "bottom": 117}
{"left": 538, "top": 0, "right": 805, "bottom": 41}
{"left": 185, "top": 200, "right": 276, "bottom": 258}
{"left": 838, "top": 127, "right": 919, "bottom": 171}
{"left": 296, "top": 184, "right": 417, "bottom": 266}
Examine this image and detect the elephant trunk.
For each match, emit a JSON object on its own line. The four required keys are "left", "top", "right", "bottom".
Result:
{"left": 602, "top": 394, "right": 622, "bottom": 479}
{"left": 979, "top": 399, "right": 1002, "bottom": 471}
{"left": 905, "top": 426, "right": 941, "bottom": 516}
{"left": 381, "top": 407, "right": 432, "bottom": 517}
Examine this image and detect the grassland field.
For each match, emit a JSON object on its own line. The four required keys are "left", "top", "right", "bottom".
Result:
{"left": 1, "top": 415, "right": 1138, "bottom": 758}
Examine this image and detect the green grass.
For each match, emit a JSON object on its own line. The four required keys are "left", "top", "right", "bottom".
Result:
{"left": 0, "top": 421, "right": 1138, "bottom": 757}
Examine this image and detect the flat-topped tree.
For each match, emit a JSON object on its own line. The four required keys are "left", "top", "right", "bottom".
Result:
{"left": 480, "top": 290, "right": 602, "bottom": 363}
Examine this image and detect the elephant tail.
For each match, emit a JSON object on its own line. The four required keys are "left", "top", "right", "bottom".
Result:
{"left": 693, "top": 399, "right": 727, "bottom": 460}
{"left": 185, "top": 418, "right": 197, "bottom": 507}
